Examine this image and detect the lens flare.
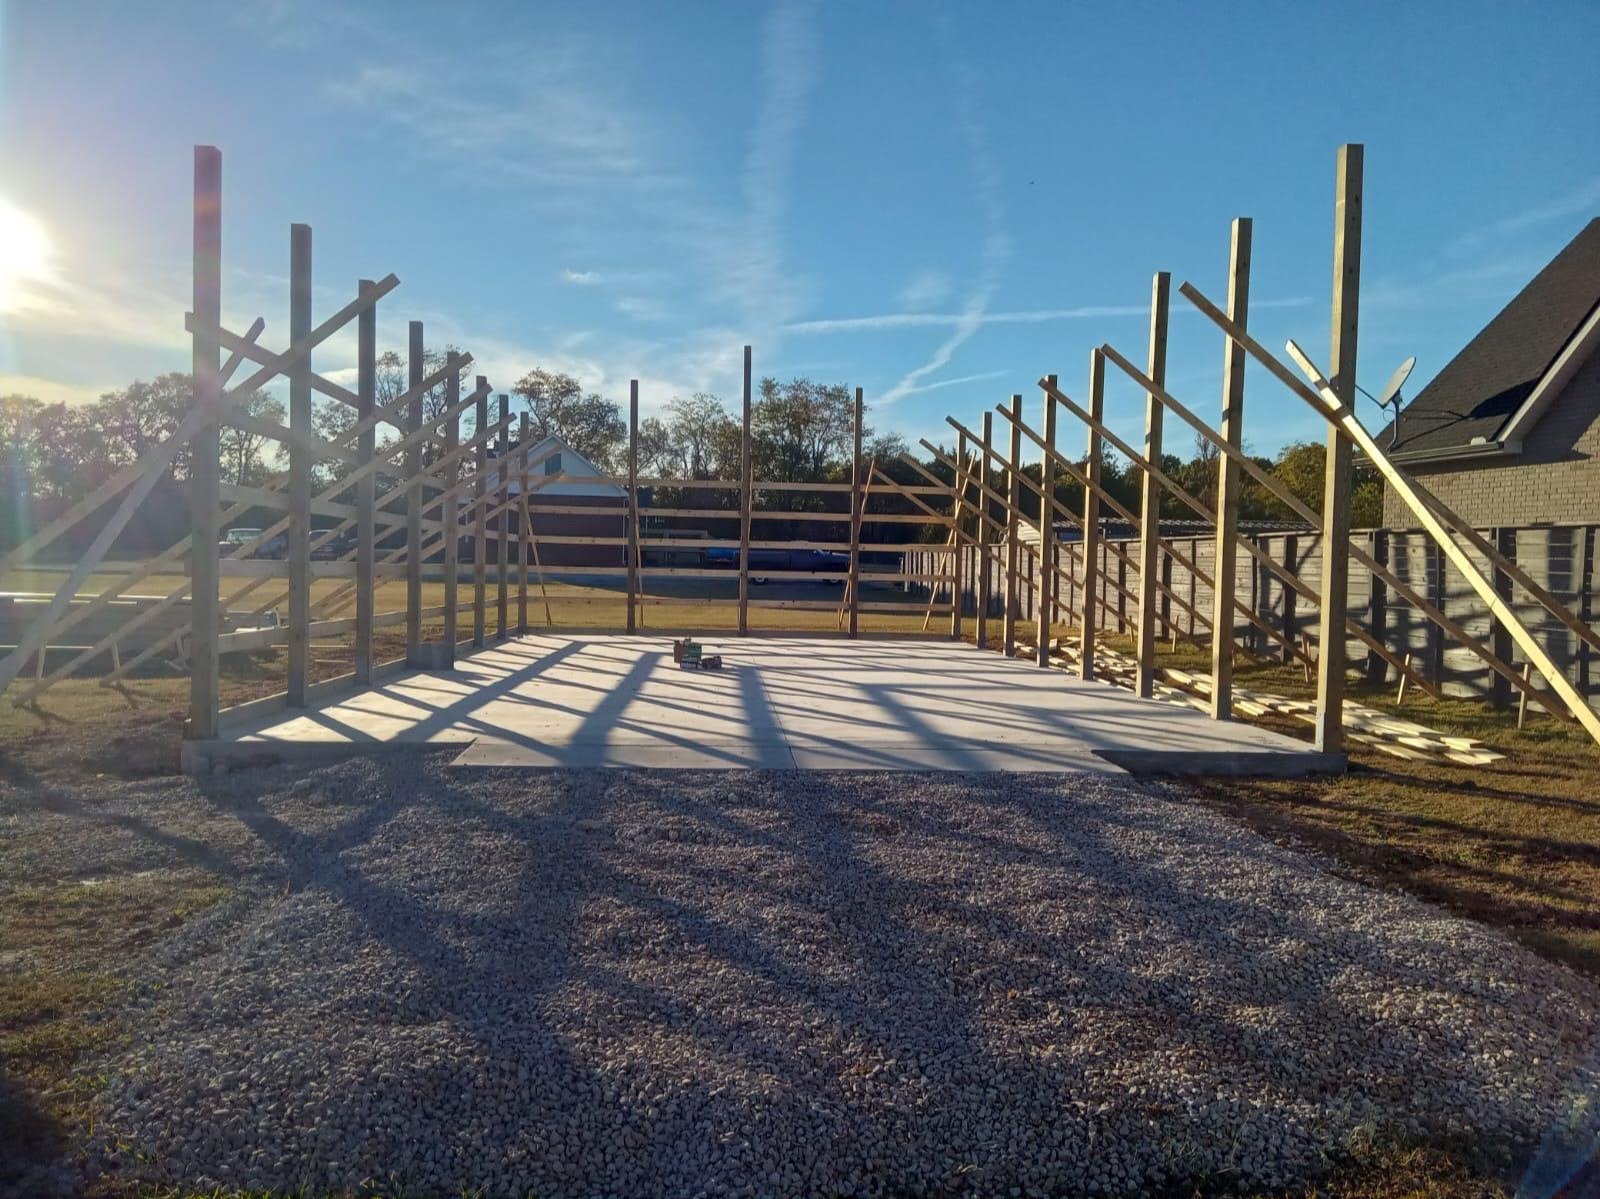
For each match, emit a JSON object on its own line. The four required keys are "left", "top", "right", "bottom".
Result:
{"left": 0, "top": 194, "right": 55, "bottom": 313}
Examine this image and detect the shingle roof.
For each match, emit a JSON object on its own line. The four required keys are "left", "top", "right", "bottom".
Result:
{"left": 1378, "top": 217, "right": 1600, "bottom": 457}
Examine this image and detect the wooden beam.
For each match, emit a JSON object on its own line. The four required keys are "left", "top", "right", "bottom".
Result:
{"left": 627, "top": 381, "right": 640, "bottom": 635}
{"left": 1315, "top": 144, "right": 1362, "bottom": 753}
{"left": 497, "top": 393, "right": 510, "bottom": 640}
{"left": 977, "top": 413, "right": 993, "bottom": 648}
{"left": 1211, "top": 218, "right": 1251, "bottom": 719}
{"left": 1003, "top": 394, "right": 1022, "bottom": 656}
{"left": 286, "top": 223, "right": 312, "bottom": 706}
{"left": 474, "top": 381, "right": 488, "bottom": 647}
{"left": 405, "top": 321, "right": 425, "bottom": 664}
{"left": 1135, "top": 272, "right": 1171, "bottom": 697}
{"left": 1080, "top": 350, "right": 1104, "bottom": 680}
{"left": 849, "top": 387, "right": 864, "bottom": 638}
{"left": 442, "top": 356, "right": 461, "bottom": 660}
{"left": 952, "top": 431, "right": 967, "bottom": 640}
{"left": 188, "top": 145, "right": 222, "bottom": 740}
{"left": 355, "top": 278, "right": 377, "bottom": 684}
{"left": 518, "top": 412, "right": 530, "bottom": 636}
{"left": 1037, "top": 375, "right": 1057, "bottom": 666}
{"left": 739, "top": 345, "right": 752, "bottom": 636}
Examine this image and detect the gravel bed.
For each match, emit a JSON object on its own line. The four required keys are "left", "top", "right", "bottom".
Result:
{"left": 13, "top": 754, "right": 1599, "bottom": 1197}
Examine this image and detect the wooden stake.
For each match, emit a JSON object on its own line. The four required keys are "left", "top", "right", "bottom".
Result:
{"left": 1037, "top": 375, "right": 1057, "bottom": 666}
{"left": 1314, "top": 144, "right": 1362, "bottom": 753}
{"left": 355, "top": 278, "right": 377, "bottom": 683}
{"left": 738, "top": 346, "right": 752, "bottom": 636}
{"left": 1210, "top": 218, "right": 1251, "bottom": 719}
{"left": 1003, "top": 394, "right": 1022, "bottom": 656}
{"left": 627, "top": 381, "right": 639, "bottom": 635}
{"left": 188, "top": 145, "right": 222, "bottom": 741}
{"left": 1135, "top": 272, "right": 1171, "bottom": 698}
{"left": 951, "top": 432, "right": 967, "bottom": 640}
{"left": 849, "top": 387, "right": 864, "bottom": 639}
{"left": 1518, "top": 662, "right": 1533, "bottom": 729}
{"left": 286, "top": 223, "right": 312, "bottom": 706}
{"left": 474, "top": 381, "right": 488, "bottom": 648}
{"left": 1080, "top": 350, "right": 1104, "bottom": 680}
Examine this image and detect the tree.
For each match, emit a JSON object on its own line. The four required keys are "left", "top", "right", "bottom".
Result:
{"left": 647, "top": 393, "right": 741, "bottom": 479}
{"left": 751, "top": 377, "right": 857, "bottom": 481}
{"left": 511, "top": 369, "right": 626, "bottom": 471}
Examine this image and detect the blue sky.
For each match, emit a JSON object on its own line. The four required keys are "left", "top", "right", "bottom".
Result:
{"left": 2, "top": 0, "right": 1597, "bottom": 457}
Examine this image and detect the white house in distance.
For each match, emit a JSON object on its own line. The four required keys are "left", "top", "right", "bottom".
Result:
{"left": 481, "top": 434, "right": 628, "bottom": 568}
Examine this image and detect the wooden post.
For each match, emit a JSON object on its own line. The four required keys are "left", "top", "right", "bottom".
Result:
{"left": 405, "top": 322, "right": 425, "bottom": 664}
{"left": 1280, "top": 534, "right": 1298, "bottom": 661}
{"left": 1003, "top": 394, "right": 1022, "bottom": 656}
{"left": 1079, "top": 350, "right": 1104, "bottom": 680}
{"left": 1037, "top": 375, "right": 1057, "bottom": 665}
{"left": 354, "top": 279, "right": 377, "bottom": 684}
{"left": 1365, "top": 528, "right": 1388, "bottom": 683}
{"left": 1490, "top": 527, "right": 1515, "bottom": 707}
{"left": 1210, "top": 218, "right": 1251, "bottom": 718}
{"left": 849, "top": 387, "right": 864, "bottom": 638}
{"left": 1313, "top": 144, "right": 1362, "bottom": 752}
{"left": 1427, "top": 541, "right": 1445, "bottom": 686}
{"left": 951, "top": 431, "right": 967, "bottom": 639}
{"left": 496, "top": 394, "right": 509, "bottom": 639}
{"left": 474, "top": 380, "right": 488, "bottom": 648}
{"left": 286, "top": 224, "right": 312, "bottom": 705}
{"left": 518, "top": 412, "right": 530, "bottom": 636}
{"left": 440, "top": 358, "right": 460, "bottom": 658}
{"left": 188, "top": 145, "right": 222, "bottom": 742}
{"left": 1134, "top": 272, "right": 1171, "bottom": 698}
{"left": 1581, "top": 525, "right": 1595, "bottom": 697}
{"left": 976, "top": 413, "right": 993, "bottom": 647}
{"left": 738, "top": 345, "right": 752, "bottom": 636}
{"left": 627, "top": 381, "right": 639, "bottom": 635}
{"left": 1517, "top": 662, "right": 1533, "bottom": 730}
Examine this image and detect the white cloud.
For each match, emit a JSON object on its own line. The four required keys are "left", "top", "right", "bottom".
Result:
{"left": 0, "top": 373, "right": 118, "bottom": 405}
{"left": 790, "top": 296, "right": 1315, "bottom": 335}
{"left": 562, "top": 269, "right": 600, "bottom": 285}
{"left": 894, "top": 369, "right": 1010, "bottom": 397}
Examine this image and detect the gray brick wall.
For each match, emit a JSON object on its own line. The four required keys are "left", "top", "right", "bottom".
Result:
{"left": 1382, "top": 348, "right": 1600, "bottom": 527}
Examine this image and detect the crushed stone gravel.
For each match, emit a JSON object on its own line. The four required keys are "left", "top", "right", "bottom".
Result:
{"left": 8, "top": 753, "right": 1598, "bottom": 1198}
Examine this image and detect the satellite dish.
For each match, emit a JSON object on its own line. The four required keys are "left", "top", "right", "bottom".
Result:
{"left": 1377, "top": 356, "right": 1416, "bottom": 408}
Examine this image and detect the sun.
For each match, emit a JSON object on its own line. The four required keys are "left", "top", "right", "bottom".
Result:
{"left": 0, "top": 194, "right": 55, "bottom": 313}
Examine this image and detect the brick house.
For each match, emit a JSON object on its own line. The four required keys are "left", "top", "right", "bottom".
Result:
{"left": 1378, "top": 217, "right": 1600, "bottom": 527}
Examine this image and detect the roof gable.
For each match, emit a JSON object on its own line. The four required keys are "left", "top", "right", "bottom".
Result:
{"left": 1380, "top": 217, "right": 1600, "bottom": 459}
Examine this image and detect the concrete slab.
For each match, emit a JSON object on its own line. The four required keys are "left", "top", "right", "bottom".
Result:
{"left": 211, "top": 635, "right": 1339, "bottom": 775}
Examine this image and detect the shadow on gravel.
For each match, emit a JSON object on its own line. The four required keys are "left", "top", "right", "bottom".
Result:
{"left": 0, "top": 1070, "right": 68, "bottom": 1192}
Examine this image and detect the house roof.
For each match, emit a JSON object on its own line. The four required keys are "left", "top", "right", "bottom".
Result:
{"left": 1377, "top": 217, "right": 1600, "bottom": 461}
{"left": 493, "top": 433, "right": 625, "bottom": 498}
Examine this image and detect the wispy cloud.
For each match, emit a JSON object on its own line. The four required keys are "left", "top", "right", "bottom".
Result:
{"left": 895, "top": 369, "right": 1010, "bottom": 397}
{"left": 879, "top": 14, "right": 1010, "bottom": 406}
{"left": 790, "top": 295, "right": 1314, "bottom": 335}
{"left": 898, "top": 269, "right": 953, "bottom": 309}
{"left": 1443, "top": 174, "right": 1600, "bottom": 259}
{"left": 562, "top": 269, "right": 600, "bottom": 285}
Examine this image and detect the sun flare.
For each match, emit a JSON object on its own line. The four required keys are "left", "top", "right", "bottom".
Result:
{"left": 0, "top": 194, "right": 55, "bottom": 313}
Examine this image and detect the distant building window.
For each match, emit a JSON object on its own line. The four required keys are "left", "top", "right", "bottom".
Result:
{"left": 545, "top": 452, "right": 562, "bottom": 476}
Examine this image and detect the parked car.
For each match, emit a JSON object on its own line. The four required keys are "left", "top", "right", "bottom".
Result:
{"left": 310, "top": 530, "right": 357, "bottom": 560}
{"left": 218, "top": 527, "right": 262, "bottom": 554}
{"left": 703, "top": 546, "right": 847, "bottom": 583}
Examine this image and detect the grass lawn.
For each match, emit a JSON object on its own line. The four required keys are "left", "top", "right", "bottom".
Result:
{"left": 2, "top": 612, "right": 1597, "bottom": 1198}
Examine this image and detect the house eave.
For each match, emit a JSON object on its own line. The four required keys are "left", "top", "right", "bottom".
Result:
{"left": 1362, "top": 439, "right": 1522, "bottom": 467}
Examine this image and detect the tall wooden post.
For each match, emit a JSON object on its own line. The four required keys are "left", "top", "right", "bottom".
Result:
{"left": 1003, "top": 394, "right": 1022, "bottom": 656}
{"left": 1037, "top": 375, "right": 1057, "bottom": 666}
{"left": 496, "top": 393, "right": 510, "bottom": 639}
{"left": 976, "top": 413, "right": 993, "bottom": 647}
{"left": 1490, "top": 527, "right": 1516, "bottom": 707}
{"left": 517, "top": 412, "right": 529, "bottom": 636}
{"left": 1210, "top": 219, "right": 1251, "bottom": 718}
{"left": 1365, "top": 528, "right": 1389, "bottom": 682}
{"left": 285, "top": 223, "right": 312, "bottom": 705}
{"left": 1315, "top": 144, "right": 1363, "bottom": 753}
{"left": 1078, "top": 350, "right": 1104, "bottom": 680}
{"left": 951, "top": 430, "right": 967, "bottom": 640}
{"left": 474, "top": 381, "right": 488, "bottom": 648}
{"left": 1134, "top": 272, "right": 1171, "bottom": 698}
{"left": 441, "top": 355, "right": 460, "bottom": 660}
{"left": 355, "top": 277, "right": 377, "bottom": 684}
{"left": 627, "top": 381, "right": 639, "bottom": 635}
{"left": 405, "top": 322, "right": 425, "bottom": 664}
{"left": 188, "top": 146, "right": 222, "bottom": 741}
{"left": 848, "top": 387, "right": 864, "bottom": 638}
{"left": 738, "top": 345, "right": 752, "bottom": 636}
